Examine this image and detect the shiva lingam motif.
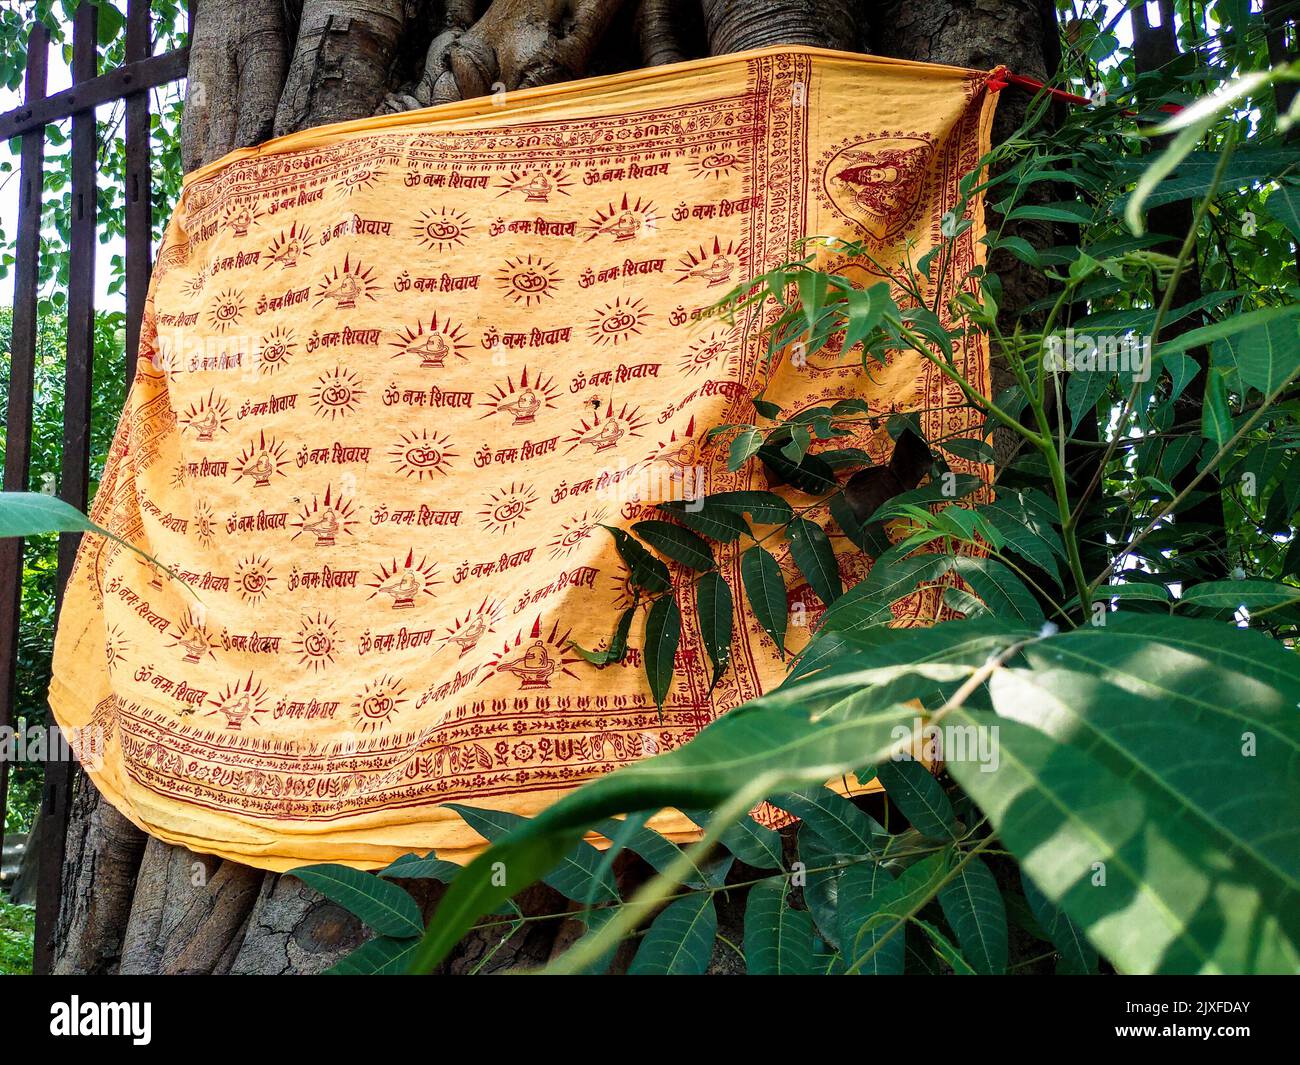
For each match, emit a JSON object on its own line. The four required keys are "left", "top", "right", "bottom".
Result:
{"left": 447, "top": 613, "right": 488, "bottom": 656}
{"left": 178, "top": 629, "right": 209, "bottom": 664}
{"left": 191, "top": 406, "right": 220, "bottom": 442}
{"left": 497, "top": 388, "right": 542, "bottom": 425}
{"left": 230, "top": 206, "right": 253, "bottom": 237}
{"left": 598, "top": 210, "right": 640, "bottom": 242}
{"left": 406, "top": 331, "right": 449, "bottom": 368}
{"left": 520, "top": 173, "right": 551, "bottom": 202}
{"left": 246, "top": 449, "right": 275, "bottom": 487}
{"left": 272, "top": 237, "right": 302, "bottom": 267}
{"left": 299, "top": 506, "right": 340, "bottom": 547}
{"left": 574, "top": 417, "right": 625, "bottom": 453}
{"left": 216, "top": 692, "right": 256, "bottom": 730}
{"left": 496, "top": 640, "right": 557, "bottom": 689}
{"left": 321, "top": 271, "right": 363, "bottom": 308}
{"left": 375, "top": 567, "right": 421, "bottom": 609}
{"left": 689, "top": 254, "right": 735, "bottom": 287}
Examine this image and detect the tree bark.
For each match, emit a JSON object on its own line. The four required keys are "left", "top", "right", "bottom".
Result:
{"left": 54, "top": 0, "right": 1058, "bottom": 974}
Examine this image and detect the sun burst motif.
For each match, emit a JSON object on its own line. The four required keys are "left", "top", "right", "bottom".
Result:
{"left": 310, "top": 366, "right": 365, "bottom": 420}
{"left": 388, "top": 312, "right": 470, "bottom": 368}
{"left": 549, "top": 507, "right": 608, "bottom": 560}
{"left": 104, "top": 624, "right": 131, "bottom": 674}
{"left": 291, "top": 485, "right": 358, "bottom": 546}
{"left": 583, "top": 195, "right": 659, "bottom": 242}
{"left": 208, "top": 673, "right": 269, "bottom": 731}
{"left": 367, "top": 550, "right": 441, "bottom": 610}
{"left": 439, "top": 599, "right": 505, "bottom": 657}
{"left": 587, "top": 296, "right": 652, "bottom": 347}
{"left": 334, "top": 166, "right": 382, "bottom": 199}
{"left": 171, "top": 460, "right": 188, "bottom": 490}
{"left": 479, "top": 482, "right": 538, "bottom": 535}
{"left": 263, "top": 221, "right": 315, "bottom": 269}
{"left": 496, "top": 168, "right": 572, "bottom": 202}
{"left": 412, "top": 206, "right": 473, "bottom": 252}
{"left": 674, "top": 236, "right": 748, "bottom": 287}
{"left": 680, "top": 326, "right": 741, "bottom": 377}
{"left": 233, "top": 430, "right": 289, "bottom": 487}
{"left": 234, "top": 555, "right": 276, "bottom": 605}
{"left": 179, "top": 390, "right": 232, "bottom": 442}
{"left": 256, "top": 326, "right": 297, "bottom": 375}
{"left": 479, "top": 366, "right": 560, "bottom": 425}
{"left": 183, "top": 270, "right": 208, "bottom": 298}
{"left": 352, "top": 674, "right": 408, "bottom": 733}
{"left": 388, "top": 429, "right": 457, "bottom": 481}
{"left": 293, "top": 611, "right": 340, "bottom": 673}
{"left": 193, "top": 500, "right": 217, "bottom": 547}
{"left": 485, "top": 616, "right": 583, "bottom": 690}
{"left": 495, "top": 254, "right": 561, "bottom": 306}
{"left": 565, "top": 401, "right": 648, "bottom": 455}
{"left": 205, "top": 287, "right": 246, "bottom": 333}
{"left": 314, "top": 255, "right": 379, "bottom": 309}
{"left": 223, "top": 199, "right": 262, "bottom": 237}
{"left": 687, "top": 149, "right": 744, "bottom": 182}
{"left": 169, "top": 607, "right": 217, "bottom": 664}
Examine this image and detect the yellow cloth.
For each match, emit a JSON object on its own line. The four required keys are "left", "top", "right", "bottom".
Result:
{"left": 49, "top": 45, "right": 998, "bottom": 871}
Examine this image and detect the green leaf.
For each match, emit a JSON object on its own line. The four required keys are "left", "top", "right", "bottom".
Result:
{"left": 745, "top": 879, "right": 815, "bottom": 975}
{"left": 1202, "top": 368, "right": 1233, "bottom": 448}
{"left": 728, "top": 427, "right": 764, "bottom": 470}
{"left": 696, "top": 571, "right": 733, "bottom": 687}
{"left": 705, "top": 490, "right": 793, "bottom": 525}
{"left": 446, "top": 804, "right": 619, "bottom": 903}
{"left": 937, "top": 856, "right": 1007, "bottom": 974}
{"left": 603, "top": 525, "right": 670, "bottom": 593}
{"left": 628, "top": 894, "right": 717, "bottom": 974}
{"left": 911, "top": 917, "right": 977, "bottom": 974}
{"left": 378, "top": 852, "right": 461, "bottom": 882}
{"left": 644, "top": 595, "right": 681, "bottom": 713}
{"left": 592, "top": 817, "right": 723, "bottom": 889}
{"left": 951, "top": 556, "right": 1045, "bottom": 624}
{"left": 326, "top": 935, "right": 421, "bottom": 975}
{"left": 571, "top": 603, "right": 638, "bottom": 666}
{"left": 1158, "top": 303, "right": 1300, "bottom": 360}
{"left": 659, "top": 499, "right": 750, "bottom": 542}
{"left": 873, "top": 757, "right": 959, "bottom": 841}
{"left": 951, "top": 619, "right": 1300, "bottom": 973}
{"left": 741, "top": 545, "right": 788, "bottom": 654}
{"left": 290, "top": 864, "right": 423, "bottom": 938}
{"left": 772, "top": 785, "right": 884, "bottom": 855}
{"left": 1177, "top": 580, "right": 1300, "bottom": 612}
{"left": 1211, "top": 315, "right": 1300, "bottom": 396}
{"left": 787, "top": 517, "right": 843, "bottom": 606}
{"left": 633, "top": 519, "right": 714, "bottom": 571}
{"left": 1264, "top": 179, "right": 1300, "bottom": 241}
{"left": 836, "top": 858, "right": 905, "bottom": 974}
{"left": 1021, "top": 872, "right": 1098, "bottom": 975}
{"left": 688, "top": 809, "right": 784, "bottom": 870}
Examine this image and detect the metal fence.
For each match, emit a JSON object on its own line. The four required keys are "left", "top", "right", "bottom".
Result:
{"left": 0, "top": 0, "right": 191, "bottom": 974}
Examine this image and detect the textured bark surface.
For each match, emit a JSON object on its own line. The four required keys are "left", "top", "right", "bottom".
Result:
{"left": 54, "top": 0, "right": 1058, "bottom": 974}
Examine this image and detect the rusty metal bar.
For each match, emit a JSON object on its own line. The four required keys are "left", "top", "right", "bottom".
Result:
{"left": 0, "top": 46, "right": 189, "bottom": 142}
{"left": 0, "top": 21, "right": 50, "bottom": 884}
{"left": 124, "top": 0, "right": 154, "bottom": 381}
{"left": 34, "top": 0, "right": 99, "bottom": 976}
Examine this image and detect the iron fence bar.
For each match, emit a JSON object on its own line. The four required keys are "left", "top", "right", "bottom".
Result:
{"left": 0, "top": 46, "right": 189, "bottom": 141}
{"left": 0, "top": 20, "right": 50, "bottom": 884}
{"left": 34, "top": 0, "right": 99, "bottom": 976}
{"left": 123, "top": 0, "right": 153, "bottom": 382}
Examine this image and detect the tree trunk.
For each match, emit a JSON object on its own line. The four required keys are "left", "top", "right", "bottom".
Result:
{"left": 54, "top": 0, "right": 1058, "bottom": 974}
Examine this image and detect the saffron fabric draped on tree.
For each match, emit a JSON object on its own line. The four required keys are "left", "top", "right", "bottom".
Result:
{"left": 49, "top": 46, "right": 997, "bottom": 870}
